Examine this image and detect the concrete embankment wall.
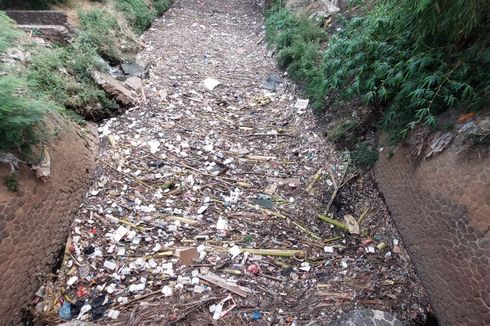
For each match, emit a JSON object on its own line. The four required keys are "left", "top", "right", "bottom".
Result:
{"left": 375, "top": 135, "right": 489, "bottom": 325}
{"left": 0, "top": 119, "right": 99, "bottom": 325}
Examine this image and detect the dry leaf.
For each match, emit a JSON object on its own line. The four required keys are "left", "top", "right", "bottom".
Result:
{"left": 344, "top": 214, "right": 360, "bottom": 235}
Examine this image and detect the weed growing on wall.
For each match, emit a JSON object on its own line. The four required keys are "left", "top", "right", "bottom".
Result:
{"left": 153, "top": 0, "right": 173, "bottom": 15}
{"left": 79, "top": 8, "right": 127, "bottom": 63}
{"left": 116, "top": 0, "right": 157, "bottom": 34}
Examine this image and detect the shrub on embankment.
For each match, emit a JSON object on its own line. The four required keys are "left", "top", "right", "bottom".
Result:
{"left": 116, "top": 0, "right": 173, "bottom": 33}
{"left": 0, "top": 0, "right": 173, "bottom": 151}
{"left": 266, "top": 0, "right": 490, "bottom": 144}
{"left": 0, "top": 13, "right": 50, "bottom": 151}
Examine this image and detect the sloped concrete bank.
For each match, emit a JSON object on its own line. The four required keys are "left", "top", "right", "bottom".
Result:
{"left": 376, "top": 134, "right": 489, "bottom": 325}
{"left": 0, "top": 118, "right": 99, "bottom": 325}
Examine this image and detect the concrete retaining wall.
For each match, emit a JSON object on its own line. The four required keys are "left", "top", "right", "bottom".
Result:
{"left": 0, "top": 118, "right": 99, "bottom": 325}
{"left": 375, "top": 135, "right": 489, "bottom": 325}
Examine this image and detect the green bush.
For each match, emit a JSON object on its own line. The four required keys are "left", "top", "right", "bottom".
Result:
{"left": 116, "top": 0, "right": 157, "bottom": 34}
{"left": 322, "top": 0, "right": 490, "bottom": 143}
{"left": 266, "top": 1, "right": 490, "bottom": 143}
{"left": 351, "top": 141, "right": 379, "bottom": 168}
{"left": 0, "top": 13, "right": 50, "bottom": 151}
{"left": 153, "top": 0, "right": 173, "bottom": 15}
{"left": 28, "top": 41, "right": 116, "bottom": 115}
{"left": 266, "top": 8, "right": 326, "bottom": 110}
{"left": 327, "top": 119, "right": 359, "bottom": 144}
{"left": 79, "top": 8, "right": 127, "bottom": 64}
{"left": 0, "top": 76, "right": 50, "bottom": 151}
{"left": 0, "top": 13, "right": 21, "bottom": 52}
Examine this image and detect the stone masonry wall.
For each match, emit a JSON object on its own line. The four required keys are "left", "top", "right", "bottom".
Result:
{"left": 0, "top": 118, "right": 99, "bottom": 325}
{"left": 4, "top": 10, "right": 69, "bottom": 26}
{"left": 375, "top": 135, "right": 489, "bottom": 325}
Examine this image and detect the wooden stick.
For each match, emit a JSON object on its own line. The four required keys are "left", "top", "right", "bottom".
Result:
{"left": 318, "top": 215, "right": 349, "bottom": 233}
{"left": 198, "top": 272, "right": 248, "bottom": 298}
{"left": 118, "top": 289, "right": 162, "bottom": 307}
{"left": 306, "top": 167, "right": 323, "bottom": 193}
{"left": 207, "top": 245, "right": 305, "bottom": 258}
{"left": 323, "top": 236, "right": 343, "bottom": 243}
{"left": 323, "top": 162, "right": 350, "bottom": 215}
{"left": 101, "top": 160, "right": 154, "bottom": 189}
{"left": 357, "top": 207, "right": 370, "bottom": 226}
{"left": 248, "top": 133, "right": 296, "bottom": 138}
{"left": 242, "top": 248, "right": 305, "bottom": 258}
{"left": 163, "top": 215, "right": 200, "bottom": 225}
{"left": 316, "top": 292, "right": 354, "bottom": 300}
{"left": 246, "top": 155, "right": 277, "bottom": 161}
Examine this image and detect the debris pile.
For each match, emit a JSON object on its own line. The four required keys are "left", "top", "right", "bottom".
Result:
{"left": 32, "top": 1, "right": 429, "bottom": 324}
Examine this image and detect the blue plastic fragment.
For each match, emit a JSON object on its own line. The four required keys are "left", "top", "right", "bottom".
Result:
{"left": 252, "top": 310, "right": 262, "bottom": 320}
{"left": 58, "top": 301, "right": 72, "bottom": 320}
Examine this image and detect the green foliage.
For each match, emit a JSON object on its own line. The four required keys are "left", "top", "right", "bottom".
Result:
{"left": 116, "top": 0, "right": 157, "bottom": 34}
{"left": 0, "top": 13, "right": 50, "bottom": 151}
{"left": 28, "top": 41, "right": 116, "bottom": 113}
{"left": 78, "top": 8, "right": 128, "bottom": 63}
{"left": 266, "top": 8, "right": 326, "bottom": 110}
{"left": 321, "top": 1, "right": 487, "bottom": 142}
{"left": 266, "top": 1, "right": 490, "bottom": 143}
{"left": 0, "top": 14, "right": 21, "bottom": 52}
{"left": 0, "top": 0, "right": 174, "bottom": 150}
{"left": 0, "top": 76, "right": 50, "bottom": 151}
{"left": 351, "top": 141, "right": 378, "bottom": 168}
{"left": 153, "top": 0, "right": 173, "bottom": 15}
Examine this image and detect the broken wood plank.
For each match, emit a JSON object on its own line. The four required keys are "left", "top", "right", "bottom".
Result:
{"left": 246, "top": 154, "right": 277, "bottom": 161}
{"left": 163, "top": 215, "right": 200, "bottom": 225}
{"left": 306, "top": 167, "right": 323, "bottom": 193}
{"left": 316, "top": 291, "right": 354, "bottom": 300}
{"left": 242, "top": 248, "right": 305, "bottom": 258}
{"left": 197, "top": 272, "right": 248, "bottom": 298}
{"left": 323, "top": 161, "right": 350, "bottom": 215}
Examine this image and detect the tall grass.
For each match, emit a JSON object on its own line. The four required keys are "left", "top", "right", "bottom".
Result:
{"left": 265, "top": 8, "right": 326, "bottom": 110}
{"left": 0, "top": 0, "right": 175, "bottom": 150}
{"left": 0, "top": 13, "right": 50, "bottom": 151}
{"left": 116, "top": 0, "right": 157, "bottom": 34}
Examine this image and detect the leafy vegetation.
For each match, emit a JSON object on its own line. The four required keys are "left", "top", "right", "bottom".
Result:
{"left": 116, "top": 0, "right": 157, "bottom": 34}
{"left": 3, "top": 174, "right": 18, "bottom": 192}
{"left": 153, "top": 0, "right": 173, "bottom": 15}
{"left": 0, "top": 13, "right": 50, "bottom": 151}
{"left": 265, "top": 7, "right": 326, "bottom": 109}
{"left": 327, "top": 119, "right": 359, "bottom": 144}
{"left": 0, "top": 0, "right": 173, "bottom": 151}
{"left": 266, "top": 0, "right": 490, "bottom": 144}
{"left": 28, "top": 41, "right": 117, "bottom": 117}
{"left": 79, "top": 8, "right": 134, "bottom": 64}
{"left": 0, "top": 12, "right": 20, "bottom": 52}
{"left": 351, "top": 141, "right": 379, "bottom": 168}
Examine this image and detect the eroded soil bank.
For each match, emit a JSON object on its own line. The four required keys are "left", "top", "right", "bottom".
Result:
{"left": 31, "top": 1, "right": 431, "bottom": 324}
